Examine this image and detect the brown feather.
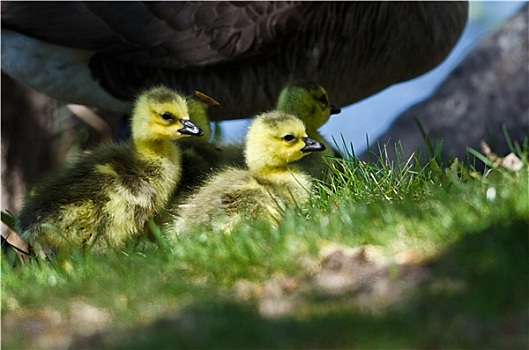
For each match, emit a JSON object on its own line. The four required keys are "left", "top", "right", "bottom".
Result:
{"left": 1, "top": 2, "right": 468, "bottom": 119}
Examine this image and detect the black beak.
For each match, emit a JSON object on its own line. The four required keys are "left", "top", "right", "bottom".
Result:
{"left": 330, "top": 105, "right": 341, "bottom": 115}
{"left": 301, "top": 137, "right": 326, "bottom": 153}
{"left": 179, "top": 119, "right": 203, "bottom": 136}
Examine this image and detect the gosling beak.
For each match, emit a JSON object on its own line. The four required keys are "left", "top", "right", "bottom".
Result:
{"left": 330, "top": 105, "right": 341, "bottom": 115}
{"left": 301, "top": 137, "right": 326, "bottom": 153}
{"left": 179, "top": 119, "right": 204, "bottom": 136}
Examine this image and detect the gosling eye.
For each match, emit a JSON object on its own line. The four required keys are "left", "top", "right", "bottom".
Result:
{"left": 283, "top": 134, "right": 296, "bottom": 142}
{"left": 160, "top": 112, "right": 175, "bottom": 121}
{"left": 318, "top": 95, "right": 329, "bottom": 105}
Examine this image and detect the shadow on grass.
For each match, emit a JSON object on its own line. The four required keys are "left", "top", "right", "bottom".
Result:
{"left": 69, "top": 219, "right": 528, "bottom": 349}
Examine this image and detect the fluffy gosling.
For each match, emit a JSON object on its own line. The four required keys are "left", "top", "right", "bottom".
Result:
{"left": 15, "top": 86, "right": 203, "bottom": 253}
{"left": 172, "top": 110, "right": 325, "bottom": 234}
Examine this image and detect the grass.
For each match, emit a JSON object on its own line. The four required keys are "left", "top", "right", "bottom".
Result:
{"left": 2, "top": 138, "right": 528, "bottom": 349}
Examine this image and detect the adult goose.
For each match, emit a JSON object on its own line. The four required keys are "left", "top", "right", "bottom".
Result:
{"left": 1, "top": 2, "right": 468, "bottom": 120}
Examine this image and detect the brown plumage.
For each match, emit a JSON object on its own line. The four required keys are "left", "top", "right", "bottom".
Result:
{"left": 1, "top": 2, "right": 468, "bottom": 120}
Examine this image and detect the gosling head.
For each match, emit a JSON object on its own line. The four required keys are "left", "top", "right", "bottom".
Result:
{"left": 245, "top": 111, "right": 326, "bottom": 172}
{"left": 131, "top": 86, "right": 204, "bottom": 142}
{"left": 276, "top": 81, "right": 341, "bottom": 131}
{"left": 186, "top": 97, "right": 212, "bottom": 143}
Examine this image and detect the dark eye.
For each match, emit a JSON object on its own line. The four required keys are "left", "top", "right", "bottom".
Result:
{"left": 283, "top": 134, "right": 295, "bottom": 142}
{"left": 160, "top": 112, "right": 174, "bottom": 121}
{"left": 319, "top": 95, "right": 329, "bottom": 105}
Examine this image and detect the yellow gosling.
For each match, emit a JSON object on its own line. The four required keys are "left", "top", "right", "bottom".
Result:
{"left": 172, "top": 110, "right": 325, "bottom": 234}
{"left": 15, "top": 86, "right": 203, "bottom": 253}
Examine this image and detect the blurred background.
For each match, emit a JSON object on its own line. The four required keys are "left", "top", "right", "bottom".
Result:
{"left": 218, "top": 1, "right": 526, "bottom": 154}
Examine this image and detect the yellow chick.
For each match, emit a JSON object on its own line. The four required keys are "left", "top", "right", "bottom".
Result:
{"left": 276, "top": 81, "right": 341, "bottom": 180}
{"left": 15, "top": 86, "right": 203, "bottom": 253}
{"left": 171, "top": 110, "right": 325, "bottom": 234}
{"left": 181, "top": 94, "right": 214, "bottom": 146}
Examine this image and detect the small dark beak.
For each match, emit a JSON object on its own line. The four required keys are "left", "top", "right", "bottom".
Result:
{"left": 330, "top": 105, "right": 341, "bottom": 115}
{"left": 179, "top": 119, "right": 203, "bottom": 136}
{"left": 301, "top": 137, "right": 326, "bottom": 153}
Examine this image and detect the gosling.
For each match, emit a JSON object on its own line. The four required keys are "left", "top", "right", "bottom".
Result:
{"left": 15, "top": 86, "right": 203, "bottom": 253}
{"left": 172, "top": 110, "right": 325, "bottom": 234}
